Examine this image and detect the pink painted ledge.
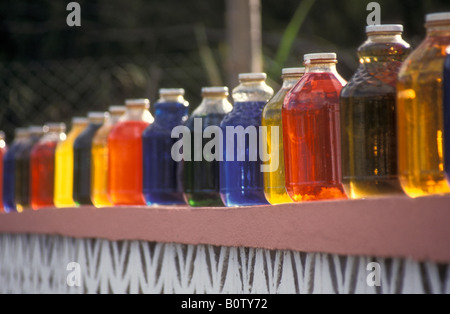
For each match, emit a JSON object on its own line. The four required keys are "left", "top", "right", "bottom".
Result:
{"left": 0, "top": 195, "right": 449, "bottom": 264}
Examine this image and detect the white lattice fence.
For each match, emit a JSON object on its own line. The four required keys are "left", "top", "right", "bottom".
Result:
{"left": 0, "top": 234, "right": 449, "bottom": 294}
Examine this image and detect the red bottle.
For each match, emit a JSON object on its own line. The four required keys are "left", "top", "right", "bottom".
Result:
{"left": 108, "top": 99, "right": 154, "bottom": 206}
{"left": 0, "top": 131, "right": 7, "bottom": 212}
{"left": 31, "top": 123, "right": 66, "bottom": 210}
{"left": 282, "top": 53, "right": 347, "bottom": 202}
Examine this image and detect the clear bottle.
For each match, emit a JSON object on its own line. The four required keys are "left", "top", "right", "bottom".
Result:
{"left": 445, "top": 49, "right": 450, "bottom": 183}
{"left": 108, "top": 99, "right": 154, "bottom": 206}
{"left": 54, "top": 118, "right": 88, "bottom": 208}
{"left": 31, "top": 123, "right": 66, "bottom": 210}
{"left": 262, "top": 68, "right": 305, "bottom": 205}
{"left": 3, "top": 128, "right": 28, "bottom": 213}
{"left": 283, "top": 53, "right": 347, "bottom": 202}
{"left": 340, "top": 25, "right": 411, "bottom": 199}
{"left": 143, "top": 89, "right": 189, "bottom": 206}
{"left": 397, "top": 12, "right": 450, "bottom": 198}
{"left": 91, "top": 106, "right": 126, "bottom": 208}
{"left": 73, "top": 112, "right": 109, "bottom": 206}
{"left": 16, "top": 126, "right": 46, "bottom": 211}
{"left": 0, "top": 131, "right": 6, "bottom": 212}
{"left": 220, "top": 73, "right": 274, "bottom": 207}
{"left": 184, "top": 87, "right": 233, "bottom": 207}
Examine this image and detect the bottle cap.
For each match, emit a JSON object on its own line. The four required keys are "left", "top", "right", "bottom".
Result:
{"left": 125, "top": 99, "right": 150, "bottom": 108}
{"left": 426, "top": 12, "right": 450, "bottom": 23}
{"left": 366, "top": 24, "right": 404, "bottom": 34}
{"left": 282, "top": 67, "right": 306, "bottom": 76}
{"left": 238, "top": 73, "right": 267, "bottom": 82}
{"left": 88, "top": 112, "right": 109, "bottom": 122}
{"left": 15, "top": 128, "right": 29, "bottom": 137}
{"left": 72, "top": 117, "right": 88, "bottom": 125}
{"left": 45, "top": 123, "right": 66, "bottom": 133}
{"left": 0, "top": 131, "right": 4, "bottom": 140}
{"left": 159, "top": 88, "right": 185, "bottom": 97}
{"left": 28, "top": 126, "right": 45, "bottom": 135}
{"left": 304, "top": 53, "right": 337, "bottom": 63}
{"left": 201, "top": 87, "right": 229, "bottom": 96}
{"left": 109, "top": 106, "right": 127, "bottom": 115}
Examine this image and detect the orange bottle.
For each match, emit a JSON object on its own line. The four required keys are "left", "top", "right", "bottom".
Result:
{"left": 108, "top": 99, "right": 154, "bottom": 205}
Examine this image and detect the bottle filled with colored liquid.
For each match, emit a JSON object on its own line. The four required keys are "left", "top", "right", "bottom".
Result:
{"left": 15, "top": 126, "right": 45, "bottom": 211}
{"left": 283, "top": 53, "right": 347, "bottom": 202}
{"left": 340, "top": 25, "right": 411, "bottom": 199}
{"left": 108, "top": 99, "right": 154, "bottom": 206}
{"left": 73, "top": 112, "right": 108, "bottom": 206}
{"left": 31, "top": 123, "right": 66, "bottom": 210}
{"left": 3, "top": 128, "right": 28, "bottom": 213}
{"left": 54, "top": 118, "right": 88, "bottom": 208}
{"left": 397, "top": 12, "right": 450, "bottom": 198}
{"left": 143, "top": 89, "right": 189, "bottom": 206}
{"left": 262, "top": 68, "right": 305, "bottom": 205}
{"left": 4, "top": 130, "right": 26, "bottom": 213}
{"left": 91, "top": 106, "right": 126, "bottom": 208}
{"left": 0, "top": 131, "right": 6, "bottom": 212}
{"left": 183, "top": 87, "right": 233, "bottom": 207}
{"left": 220, "top": 73, "right": 274, "bottom": 207}
{"left": 445, "top": 50, "right": 450, "bottom": 183}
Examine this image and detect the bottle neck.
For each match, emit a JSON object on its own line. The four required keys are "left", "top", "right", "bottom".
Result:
{"left": 109, "top": 113, "right": 123, "bottom": 125}
{"left": 305, "top": 62, "right": 338, "bottom": 73}
{"left": 426, "top": 23, "right": 450, "bottom": 36}
{"left": 159, "top": 95, "right": 186, "bottom": 104}
{"left": 281, "top": 75, "right": 303, "bottom": 90}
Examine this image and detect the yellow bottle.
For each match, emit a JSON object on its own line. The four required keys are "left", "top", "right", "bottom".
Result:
{"left": 91, "top": 106, "right": 126, "bottom": 207}
{"left": 262, "top": 68, "right": 305, "bottom": 204}
{"left": 54, "top": 117, "right": 88, "bottom": 208}
{"left": 397, "top": 12, "right": 450, "bottom": 198}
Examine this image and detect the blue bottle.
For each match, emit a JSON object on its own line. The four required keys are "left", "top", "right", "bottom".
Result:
{"left": 143, "top": 89, "right": 189, "bottom": 205}
{"left": 3, "top": 128, "right": 28, "bottom": 213}
{"left": 444, "top": 51, "right": 450, "bottom": 182}
{"left": 220, "top": 73, "right": 274, "bottom": 207}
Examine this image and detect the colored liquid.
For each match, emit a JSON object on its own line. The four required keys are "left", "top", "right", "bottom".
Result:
{"left": 283, "top": 72, "right": 347, "bottom": 202}
{"left": 262, "top": 83, "right": 297, "bottom": 205}
{"left": 31, "top": 142, "right": 57, "bottom": 210}
{"left": 220, "top": 101, "right": 270, "bottom": 207}
{"left": 73, "top": 123, "right": 103, "bottom": 206}
{"left": 54, "top": 125, "right": 86, "bottom": 208}
{"left": 108, "top": 120, "right": 149, "bottom": 206}
{"left": 15, "top": 134, "right": 41, "bottom": 210}
{"left": 340, "top": 40, "right": 410, "bottom": 199}
{"left": 184, "top": 114, "right": 226, "bottom": 207}
{"left": 91, "top": 124, "right": 114, "bottom": 207}
{"left": 143, "top": 102, "right": 188, "bottom": 206}
{"left": 445, "top": 54, "right": 450, "bottom": 182}
{"left": 0, "top": 142, "right": 5, "bottom": 212}
{"left": 397, "top": 32, "right": 450, "bottom": 198}
{"left": 3, "top": 141, "right": 23, "bottom": 213}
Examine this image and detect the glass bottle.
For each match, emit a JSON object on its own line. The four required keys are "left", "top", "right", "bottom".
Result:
{"left": 397, "top": 12, "right": 450, "bottom": 198}
{"left": 143, "top": 89, "right": 189, "bottom": 206}
{"left": 3, "top": 128, "right": 28, "bottom": 213}
{"left": 108, "top": 99, "right": 154, "bottom": 206}
{"left": 220, "top": 73, "right": 274, "bottom": 207}
{"left": 0, "top": 131, "right": 6, "bottom": 212}
{"left": 73, "top": 112, "right": 108, "bottom": 206}
{"left": 283, "top": 53, "right": 347, "bottom": 202}
{"left": 31, "top": 123, "right": 66, "bottom": 210}
{"left": 91, "top": 106, "right": 126, "bottom": 208}
{"left": 184, "top": 87, "right": 233, "bottom": 207}
{"left": 262, "top": 68, "right": 305, "bottom": 205}
{"left": 15, "top": 126, "right": 45, "bottom": 211}
{"left": 340, "top": 25, "right": 411, "bottom": 199}
{"left": 445, "top": 49, "right": 450, "bottom": 183}
{"left": 54, "top": 118, "right": 88, "bottom": 208}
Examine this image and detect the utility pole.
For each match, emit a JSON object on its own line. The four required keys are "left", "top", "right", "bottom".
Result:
{"left": 226, "top": 0, "right": 263, "bottom": 88}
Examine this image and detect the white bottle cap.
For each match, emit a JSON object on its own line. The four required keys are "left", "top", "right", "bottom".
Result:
{"left": 109, "top": 106, "right": 126, "bottom": 114}
{"left": 45, "top": 123, "right": 66, "bottom": 133}
{"left": 159, "top": 88, "right": 185, "bottom": 97}
{"left": 15, "top": 128, "right": 29, "bottom": 137}
{"left": 366, "top": 24, "right": 404, "bottom": 34}
{"left": 238, "top": 73, "right": 267, "bottom": 82}
{"left": 282, "top": 67, "right": 306, "bottom": 76}
{"left": 125, "top": 99, "right": 150, "bottom": 108}
{"left": 426, "top": 12, "right": 450, "bottom": 23}
{"left": 88, "top": 112, "right": 108, "bottom": 121}
{"left": 72, "top": 117, "right": 88, "bottom": 125}
{"left": 28, "top": 126, "right": 45, "bottom": 134}
{"left": 202, "top": 86, "right": 229, "bottom": 96}
{"left": 304, "top": 53, "right": 337, "bottom": 63}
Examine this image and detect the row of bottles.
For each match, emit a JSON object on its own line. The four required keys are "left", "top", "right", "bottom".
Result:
{"left": 2, "top": 12, "right": 450, "bottom": 211}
